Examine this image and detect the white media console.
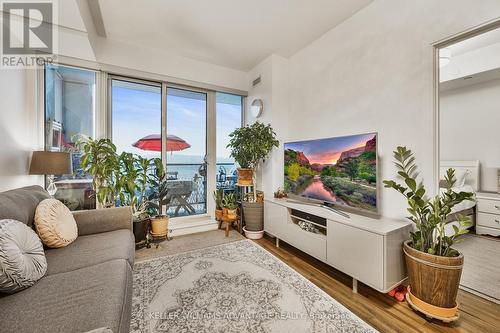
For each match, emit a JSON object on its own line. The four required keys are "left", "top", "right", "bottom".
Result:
{"left": 264, "top": 198, "right": 413, "bottom": 293}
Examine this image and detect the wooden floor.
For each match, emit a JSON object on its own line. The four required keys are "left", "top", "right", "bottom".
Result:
{"left": 254, "top": 235, "right": 500, "bottom": 333}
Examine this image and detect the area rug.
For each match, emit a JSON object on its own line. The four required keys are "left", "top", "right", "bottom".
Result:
{"left": 131, "top": 239, "right": 376, "bottom": 332}
{"left": 453, "top": 234, "right": 500, "bottom": 304}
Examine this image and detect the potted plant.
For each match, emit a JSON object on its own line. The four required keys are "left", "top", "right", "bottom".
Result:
{"left": 227, "top": 122, "right": 279, "bottom": 238}
{"left": 222, "top": 193, "right": 238, "bottom": 219}
{"left": 77, "top": 135, "right": 119, "bottom": 208}
{"left": 214, "top": 188, "right": 224, "bottom": 220}
{"left": 227, "top": 122, "right": 279, "bottom": 193}
{"left": 146, "top": 159, "right": 170, "bottom": 237}
{"left": 384, "top": 147, "right": 473, "bottom": 320}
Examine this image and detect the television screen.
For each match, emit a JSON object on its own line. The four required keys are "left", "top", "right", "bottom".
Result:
{"left": 284, "top": 133, "right": 377, "bottom": 213}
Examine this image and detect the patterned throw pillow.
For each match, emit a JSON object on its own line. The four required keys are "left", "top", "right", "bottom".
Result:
{"left": 0, "top": 219, "right": 47, "bottom": 293}
{"left": 35, "top": 199, "right": 78, "bottom": 248}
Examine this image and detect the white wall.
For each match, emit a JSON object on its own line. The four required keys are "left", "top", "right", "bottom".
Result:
{"left": 0, "top": 69, "right": 43, "bottom": 191}
{"left": 249, "top": 0, "right": 500, "bottom": 219}
{"left": 440, "top": 79, "right": 500, "bottom": 192}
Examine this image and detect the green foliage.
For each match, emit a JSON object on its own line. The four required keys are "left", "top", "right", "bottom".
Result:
{"left": 343, "top": 159, "right": 359, "bottom": 181}
{"left": 321, "top": 176, "right": 377, "bottom": 210}
{"left": 213, "top": 188, "right": 224, "bottom": 210}
{"left": 77, "top": 135, "right": 168, "bottom": 219}
{"left": 227, "top": 122, "right": 279, "bottom": 169}
{"left": 287, "top": 163, "right": 301, "bottom": 181}
{"left": 77, "top": 135, "right": 118, "bottom": 207}
{"left": 383, "top": 146, "right": 474, "bottom": 257}
{"left": 222, "top": 192, "right": 237, "bottom": 210}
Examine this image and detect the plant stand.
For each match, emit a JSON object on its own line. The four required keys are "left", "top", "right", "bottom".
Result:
{"left": 405, "top": 287, "right": 459, "bottom": 323}
{"left": 218, "top": 215, "right": 241, "bottom": 237}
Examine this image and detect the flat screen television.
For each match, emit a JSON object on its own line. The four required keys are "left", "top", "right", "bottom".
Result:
{"left": 284, "top": 133, "right": 377, "bottom": 214}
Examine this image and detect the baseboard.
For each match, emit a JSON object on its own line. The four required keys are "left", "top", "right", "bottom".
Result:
{"left": 169, "top": 218, "right": 219, "bottom": 237}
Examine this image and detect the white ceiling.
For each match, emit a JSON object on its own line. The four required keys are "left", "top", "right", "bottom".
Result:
{"left": 98, "top": 0, "right": 373, "bottom": 71}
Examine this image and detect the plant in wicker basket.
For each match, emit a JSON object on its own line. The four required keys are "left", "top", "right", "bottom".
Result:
{"left": 383, "top": 146, "right": 474, "bottom": 320}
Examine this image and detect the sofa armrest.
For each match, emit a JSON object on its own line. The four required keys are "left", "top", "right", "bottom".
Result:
{"left": 72, "top": 207, "right": 132, "bottom": 236}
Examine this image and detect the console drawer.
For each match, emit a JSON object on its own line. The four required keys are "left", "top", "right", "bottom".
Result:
{"left": 477, "top": 212, "right": 500, "bottom": 230}
{"left": 477, "top": 198, "right": 500, "bottom": 215}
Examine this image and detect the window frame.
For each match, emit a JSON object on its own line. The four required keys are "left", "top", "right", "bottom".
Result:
{"left": 40, "top": 58, "right": 246, "bottom": 226}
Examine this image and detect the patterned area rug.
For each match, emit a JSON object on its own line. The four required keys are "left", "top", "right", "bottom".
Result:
{"left": 132, "top": 240, "right": 376, "bottom": 333}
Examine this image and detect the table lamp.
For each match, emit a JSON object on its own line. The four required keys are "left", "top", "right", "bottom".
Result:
{"left": 29, "top": 151, "right": 72, "bottom": 196}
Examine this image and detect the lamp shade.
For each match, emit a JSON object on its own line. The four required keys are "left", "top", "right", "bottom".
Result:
{"left": 29, "top": 151, "right": 72, "bottom": 175}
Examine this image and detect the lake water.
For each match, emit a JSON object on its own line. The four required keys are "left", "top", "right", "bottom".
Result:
{"left": 300, "top": 176, "right": 339, "bottom": 203}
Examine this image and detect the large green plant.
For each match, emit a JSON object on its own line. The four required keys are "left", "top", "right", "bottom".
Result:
{"left": 227, "top": 122, "right": 279, "bottom": 170}
{"left": 383, "top": 147, "right": 474, "bottom": 257}
{"left": 77, "top": 135, "right": 118, "bottom": 207}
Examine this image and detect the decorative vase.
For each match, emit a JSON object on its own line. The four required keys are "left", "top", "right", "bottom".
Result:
{"left": 215, "top": 209, "right": 223, "bottom": 220}
{"left": 237, "top": 168, "right": 253, "bottom": 186}
{"left": 150, "top": 215, "right": 169, "bottom": 237}
{"left": 227, "top": 208, "right": 237, "bottom": 219}
{"left": 403, "top": 240, "right": 463, "bottom": 319}
{"left": 242, "top": 201, "right": 264, "bottom": 231}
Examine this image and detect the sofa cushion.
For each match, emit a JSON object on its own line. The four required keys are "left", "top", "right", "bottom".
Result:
{"left": 0, "top": 219, "right": 47, "bottom": 293}
{"left": 0, "top": 259, "right": 132, "bottom": 333}
{"left": 0, "top": 186, "right": 50, "bottom": 227}
{"left": 44, "top": 229, "right": 134, "bottom": 275}
{"left": 35, "top": 199, "right": 78, "bottom": 248}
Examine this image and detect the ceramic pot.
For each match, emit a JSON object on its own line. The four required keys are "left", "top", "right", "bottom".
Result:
{"left": 133, "top": 218, "right": 150, "bottom": 244}
{"left": 215, "top": 209, "right": 223, "bottom": 220}
{"left": 227, "top": 208, "right": 237, "bottom": 219}
{"left": 243, "top": 227, "right": 264, "bottom": 239}
{"left": 237, "top": 168, "right": 253, "bottom": 186}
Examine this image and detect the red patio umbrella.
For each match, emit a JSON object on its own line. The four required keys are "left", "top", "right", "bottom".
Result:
{"left": 132, "top": 134, "right": 190, "bottom": 152}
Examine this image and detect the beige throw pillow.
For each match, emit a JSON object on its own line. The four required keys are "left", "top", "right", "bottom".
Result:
{"left": 35, "top": 199, "right": 78, "bottom": 248}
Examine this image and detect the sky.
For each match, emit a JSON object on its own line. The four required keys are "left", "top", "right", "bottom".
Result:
{"left": 285, "top": 133, "right": 376, "bottom": 165}
{"left": 111, "top": 82, "right": 241, "bottom": 164}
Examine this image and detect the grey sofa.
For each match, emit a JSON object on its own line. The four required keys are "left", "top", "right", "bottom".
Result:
{"left": 0, "top": 186, "right": 134, "bottom": 333}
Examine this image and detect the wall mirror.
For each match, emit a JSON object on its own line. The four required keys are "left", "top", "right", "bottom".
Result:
{"left": 436, "top": 23, "right": 500, "bottom": 304}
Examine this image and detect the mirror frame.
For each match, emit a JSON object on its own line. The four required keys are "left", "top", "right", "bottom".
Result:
{"left": 432, "top": 17, "right": 500, "bottom": 195}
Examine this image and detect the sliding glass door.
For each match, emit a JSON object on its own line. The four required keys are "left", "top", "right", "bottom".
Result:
{"left": 166, "top": 87, "right": 207, "bottom": 216}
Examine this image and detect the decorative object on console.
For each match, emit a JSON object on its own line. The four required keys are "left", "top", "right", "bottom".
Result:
{"left": 227, "top": 122, "right": 279, "bottom": 239}
{"left": 384, "top": 146, "right": 474, "bottom": 322}
{"left": 274, "top": 187, "right": 288, "bottom": 198}
{"left": 0, "top": 219, "right": 47, "bottom": 293}
{"left": 29, "top": 151, "right": 72, "bottom": 196}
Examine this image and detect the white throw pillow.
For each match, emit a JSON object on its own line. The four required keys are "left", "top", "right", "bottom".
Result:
{"left": 0, "top": 219, "right": 47, "bottom": 293}
{"left": 35, "top": 199, "right": 78, "bottom": 248}
{"left": 453, "top": 169, "right": 470, "bottom": 187}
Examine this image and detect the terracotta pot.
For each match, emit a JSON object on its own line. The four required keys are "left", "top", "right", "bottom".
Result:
{"left": 242, "top": 201, "right": 263, "bottom": 231}
{"left": 227, "top": 208, "right": 237, "bottom": 219}
{"left": 222, "top": 208, "right": 228, "bottom": 216}
{"left": 215, "top": 209, "right": 223, "bottom": 220}
{"left": 403, "top": 240, "right": 463, "bottom": 315}
{"left": 150, "top": 215, "right": 169, "bottom": 237}
{"left": 237, "top": 168, "right": 253, "bottom": 186}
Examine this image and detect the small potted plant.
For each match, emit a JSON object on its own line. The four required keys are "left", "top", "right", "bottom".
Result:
{"left": 213, "top": 188, "right": 224, "bottom": 220}
{"left": 222, "top": 193, "right": 238, "bottom": 219}
{"left": 384, "top": 147, "right": 473, "bottom": 321}
{"left": 147, "top": 159, "right": 170, "bottom": 238}
{"left": 227, "top": 122, "right": 279, "bottom": 239}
